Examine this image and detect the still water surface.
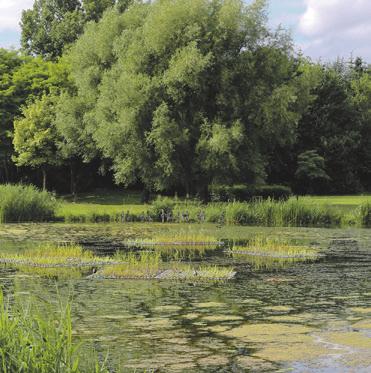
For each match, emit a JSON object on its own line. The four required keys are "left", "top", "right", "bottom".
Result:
{"left": 0, "top": 223, "right": 370, "bottom": 372}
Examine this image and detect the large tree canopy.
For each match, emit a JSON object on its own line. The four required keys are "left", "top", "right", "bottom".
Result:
{"left": 21, "top": 0, "right": 133, "bottom": 59}
{"left": 62, "top": 0, "right": 315, "bottom": 193}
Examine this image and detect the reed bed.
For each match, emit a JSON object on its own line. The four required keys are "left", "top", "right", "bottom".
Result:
{"left": 0, "top": 184, "right": 57, "bottom": 223}
{"left": 0, "top": 291, "right": 109, "bottom": 372}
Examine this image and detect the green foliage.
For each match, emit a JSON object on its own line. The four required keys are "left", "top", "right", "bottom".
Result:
{"left": 20, "top": 0, "right": 133, "bottom": 59}
{"left": 0, "top": 184, "right": 57, "bottom": 223}
{"left": 13, "top": 95, "right": 61, "bottom": 169}
{"left": 0, "top": 290, "right": 109, "bottom": 372}
{"left": 0, "top": 50, "right": 69, "bottom": 183}
{"left": 150, "top": 196, "right": 177, "bottom": 216}
{"left": 65, "top": 0, "right": 309, "bottom": 192}
{"left": 295, "top": 150, "right": 330, "bottom": 194}
{"left": 209, "top": 184, "right": 292, "bottom": 202}
{"left": 296, "top": 65, "right": 363, "bottom": 194}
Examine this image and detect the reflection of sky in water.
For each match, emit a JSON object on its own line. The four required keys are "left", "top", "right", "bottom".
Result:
{"left": 0, "top": 223, "right": 370, "bottom": 372}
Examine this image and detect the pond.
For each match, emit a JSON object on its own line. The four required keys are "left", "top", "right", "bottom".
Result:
{"left": 0, "top": 223, "right": 370, "bottom": 372}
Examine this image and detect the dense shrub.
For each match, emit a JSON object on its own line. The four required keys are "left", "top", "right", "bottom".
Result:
{"left": 0, "top": 184, "right": 57, "bottom": 223}
{"left": 209, "top": 184, "right": 291, "bottom": 202}
{"left": 150, "top": 196, "right": 177, "bottom": 217}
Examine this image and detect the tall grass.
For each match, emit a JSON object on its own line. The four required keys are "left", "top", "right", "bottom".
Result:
{"left": 0, "top": 184, "right": 57, "bottom": 223}
{"left": 198, "top": 199, "right": 341, "bottom": 227}
{"left": 358, "top": 202, "right": 371, "bottom": 227}
{"left": 0, "top": 290, "right": 108, "bottom": 372}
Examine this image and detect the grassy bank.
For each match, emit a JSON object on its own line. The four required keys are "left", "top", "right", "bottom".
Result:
{"left": 57, "top": 194, "right": 371, "bottom": 228}
{"left": 0, "top": 291, "right": 108, "bottom": 372}
{"left": 1, "top": 186, "right": 370, "bottom": 227}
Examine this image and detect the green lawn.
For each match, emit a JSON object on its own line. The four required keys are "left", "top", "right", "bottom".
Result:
{"left": 297, "top": 195, "right": 371, "bottom": 212}
{"left": 298, "top": 195, "right": 371, "bottom": 205}
{"left": 56, "top": 189, "right": 148, "bottom": 219}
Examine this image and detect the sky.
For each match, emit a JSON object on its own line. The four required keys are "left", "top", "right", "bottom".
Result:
{"left": 1, "top": 0, "right": 371, "bottom": 61}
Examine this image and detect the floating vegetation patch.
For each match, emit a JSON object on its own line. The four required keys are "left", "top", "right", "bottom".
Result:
{"left": 325, "top": 331, "right": 371, "bottom": 349}
{"left": 0, "top": 243, "right": 119, "bottom": 268}
{"left": 220, "top": 323, "right": 329, "bottom": 362}
{"left": 93, "top": 251, "right": 235, "bottom": 281}
{"left": 230, "top": 236, "right": 319, "bottom": 269}
{"left": 231, "top": 236, "right": 319, "bottom": 258}
{"left": 352, "top": 320, "right": 371, "bottom": 329}
{"left": 125, "top": 233, "right": 221, "bottom": 251}
{"left": 350, "top": 307, "right": 371, "bottom": 314}
{"left": 14, "top": 265, "right": 88, "bottom": 279}
{"left": 97, "top": 251, "right": 161, "bottom": 279}
{"left": 155, "top": 265, "right": 236, "bottom": 281}
{"left": 232, "top": 253, "right": 314, "bottom": 270}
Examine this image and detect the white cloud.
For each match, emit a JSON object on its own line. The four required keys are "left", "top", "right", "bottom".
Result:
{"left": 299, "top": 0, "right": 371, "bottom": 60}
{"left": 0, "top": 0, "right": 34, "bottom": 31}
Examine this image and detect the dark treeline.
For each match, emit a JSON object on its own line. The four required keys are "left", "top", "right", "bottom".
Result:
{"left": 1, "top": 0, "right": 370, "bottom": 197}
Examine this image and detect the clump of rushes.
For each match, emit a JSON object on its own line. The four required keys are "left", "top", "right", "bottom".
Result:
{"left": 232, "top": 236, "right": 319, "bottom": 258}
{"left": 0, "top": 243, "right": 118, "bottom": 267}
{"left": 0, "top": 290, "right": 109, "bottom": 373}
{"left": 96, "top": 251, "right": 235, "bottom": 281}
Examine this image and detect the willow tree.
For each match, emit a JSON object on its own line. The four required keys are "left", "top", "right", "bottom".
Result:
{"left": 62, "top": 0, "right": 313, "bottom": 194}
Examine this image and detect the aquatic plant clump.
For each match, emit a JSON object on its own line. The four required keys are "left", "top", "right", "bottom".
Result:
{"left": 231, "top": 236, "right": 319, "bottom": 259}
{"left": 232, "top": 252, "right": 314, "bottom": 270}
{"left": 125, "top": 233, "right": 222, "bottom": 250}
{"left": 0, "top": 184, "right": 57, "bottom": 223}
{"left": 96, "top": 252, "right": 235, "bottom": 281}
{"left": 0, "top": 291, "right": 109, "bottom": 372}
{"left": 156, "top": 265, "right": 236, "bottom": 281}
{"left": 0, "top": 243, "right": 118, "bottom": 267}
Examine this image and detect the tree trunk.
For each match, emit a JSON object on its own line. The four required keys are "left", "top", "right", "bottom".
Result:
{"left": 42, "top": 168, "right": 47, "bottom": 191}
{"left": 3, "top": 159, "right": 9, "bottom": 183}
{"left": 70, "top": 161, "right": 77, "bottom": 202}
